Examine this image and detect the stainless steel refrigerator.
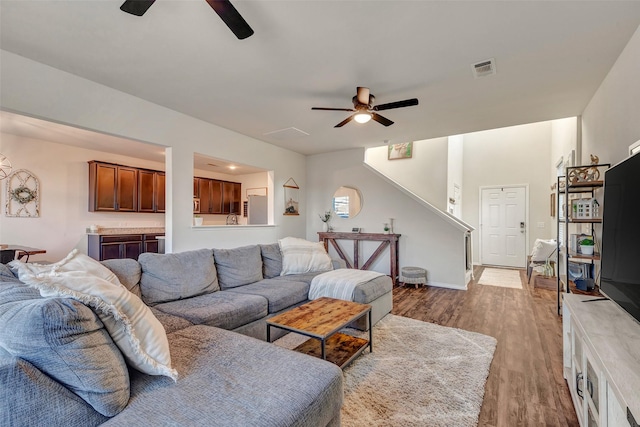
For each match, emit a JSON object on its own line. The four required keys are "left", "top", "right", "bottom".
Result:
{"left": 247, "top": 195, "right": 268, "bottom": 225}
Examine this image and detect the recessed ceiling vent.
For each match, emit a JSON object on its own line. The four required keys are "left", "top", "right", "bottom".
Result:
{"left": 472, "top": 58, "right": 496, "bottom": 78}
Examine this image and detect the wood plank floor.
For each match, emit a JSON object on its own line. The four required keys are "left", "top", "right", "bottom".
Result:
{"left": 392, "top": 265, "right": 579, "bottom": 427}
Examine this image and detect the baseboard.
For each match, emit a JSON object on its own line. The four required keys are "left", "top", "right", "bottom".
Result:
{"left": 427, "top": 280, "right": 468, "bottom": 291}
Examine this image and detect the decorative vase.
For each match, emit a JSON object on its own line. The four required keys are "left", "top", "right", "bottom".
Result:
{"left": 322, "top": 222, "right": 329, "bottom": 232}
{"left": 194, "top": 217, "right": 203, "bottom": 226}
{"left": 581, "top": 245, "right": 594, "bottom": 255}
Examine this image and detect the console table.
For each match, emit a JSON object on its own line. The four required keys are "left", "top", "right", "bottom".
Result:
{"left": 318, "top": 232, "right": 401, "bottom": 284}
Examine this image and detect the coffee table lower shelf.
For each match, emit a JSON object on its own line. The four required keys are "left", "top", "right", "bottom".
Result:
{"left": 293, "top": 332, "right": 369, "bottom": 369}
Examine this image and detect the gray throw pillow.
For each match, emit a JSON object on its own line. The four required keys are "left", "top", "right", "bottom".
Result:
{"left": 0, "top": 284, "right": 130, "bottom": 417}
{"left": 0, "top": 263, "right": 22, "bottom": 283}
{"left": 138, "top": 249, "right": 218, "bottom": 305}
{"left": 213, "top": 245, "right": 263, "bottom": 289}
{"left": 102, "top": 258, "right": 142, "bottom": 298}
{"left": 260, "top": 243, "right": 283, "bottom": 279}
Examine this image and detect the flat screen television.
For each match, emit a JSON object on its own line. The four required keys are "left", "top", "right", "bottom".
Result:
{"left": 600, "top": 152, "right": 640, "bottom": 324}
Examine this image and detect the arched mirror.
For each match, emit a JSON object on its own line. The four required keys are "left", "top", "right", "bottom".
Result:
{"left": 332, "top": 186, "right": 362, "bottom": 219}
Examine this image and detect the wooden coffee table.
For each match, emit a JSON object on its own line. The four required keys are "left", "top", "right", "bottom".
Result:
{"left": 267, "top": 297, "right": 372, "bottom": 369}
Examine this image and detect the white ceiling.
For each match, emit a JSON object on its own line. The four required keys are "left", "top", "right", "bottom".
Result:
{"left": 1, "top": 0, "right": 640, "bottom": 157}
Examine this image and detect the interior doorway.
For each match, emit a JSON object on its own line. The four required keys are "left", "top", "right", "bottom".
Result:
{"left": 480, "top": 186, "right": 527, "bottom": 268}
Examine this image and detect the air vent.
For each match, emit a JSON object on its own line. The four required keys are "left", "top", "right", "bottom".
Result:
{"left": 472, "top": 58, "right": 496, "bottom": 78}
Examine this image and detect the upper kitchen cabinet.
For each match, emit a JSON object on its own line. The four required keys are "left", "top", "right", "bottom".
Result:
{"left": 195, "top": 177, "right": 241, "bottom": 214}
{"left": 198, "top": 178, "right": 223, "bottom": 214}
{"left": 89, "top": 161, "right": 137, "bottom": 212}
{"left": 89, "top": 161, "right": 165, "bottom": 213}
{"left": 223, "top": 181, "right": 241, "bottom": 214}
{"left": 138, "top": 169, "right": 165, "bottom": 213}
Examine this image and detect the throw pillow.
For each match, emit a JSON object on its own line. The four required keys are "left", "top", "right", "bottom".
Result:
{"left": 278, "top": 237, "right": 333, "bottom": 275}
{"left": 0, "top": 263, "right": 22, "bottom": 283}
{"left": 260, "top": 243, "right": 283, "bottom": 279}
{"left": 213, "top": 245, "right": 263, "bottom": 289}
{"left": 530, "top": 239, "right": 557, "bottom": 262}
{"left": 101, "top": 258, "right": 142, "bottom": 298}
{"left": 0, "top": 283, "right": 130, "bottom": 416}
{"left": 138, "top": 249, "right": 218, "bottom": 305}
{"left": 10, "top": 250, "right": 178, "bottom": 381}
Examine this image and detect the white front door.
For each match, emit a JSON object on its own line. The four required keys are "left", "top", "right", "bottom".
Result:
{"left": 481, "top": 186, "right": 527, "bottom": 268}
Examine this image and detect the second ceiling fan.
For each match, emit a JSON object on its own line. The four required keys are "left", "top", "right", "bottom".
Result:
{"left": 312, "top": 87, "right": 419, "bottom": 128}
{"left": 120, "top": 0, "right": 254, "bottom": 40}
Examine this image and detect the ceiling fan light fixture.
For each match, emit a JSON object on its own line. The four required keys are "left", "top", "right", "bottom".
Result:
{"left": 354, "top": 112, "right": 372, "bottom": 124}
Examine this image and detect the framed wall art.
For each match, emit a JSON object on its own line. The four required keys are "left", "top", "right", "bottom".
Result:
{"left": 388, "top": 142, "right": 413, "bottom": 160}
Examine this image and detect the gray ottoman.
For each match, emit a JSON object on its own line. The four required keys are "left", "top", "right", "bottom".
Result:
{"left": 400, "top": 266, "right": 427, "bottom": 288}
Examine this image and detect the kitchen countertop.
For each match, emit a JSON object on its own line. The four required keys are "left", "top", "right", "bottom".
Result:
{"left": 86, "top": 227, "right": 165, "bottom": 235}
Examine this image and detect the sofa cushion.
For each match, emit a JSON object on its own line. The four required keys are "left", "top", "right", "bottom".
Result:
{"left": 0, "top": 283, "right": 130, "bottom": 417}
{"left": 101, "top": 325, "right": 343, "bottom": 427}
{"left": 269, "top": 271, "right": 325, "bottom": 285}
{"left": 0, "top": 263, "right": 22, "bottom": 283}
{"left": 138, "top": 249, "right": 218, "bottom": 305}
{"left": 260, "top": 243, "right": 282, "bottom": 279}
{"left": 154, "top": 291, "right": 268, "bottom": 330}
{"left": 225, "top": 279, "right": 309, "bottom": 313}
{"left": 10, "top": 251, "right": 178, "bottom": 381}
{"left": 353, "top": 274, "right": 393, "bottom": 304}
{"left": 102, "top": 258, "right": 142, "bottom": 298}
{"left": 149, "top": 307, "right": 194, "bottom": 334}
{"left": 278, "top": 237, "right": 333, "bottom": 275}
{"left": 213, "top": 245, "right": 263, "bottom": 289}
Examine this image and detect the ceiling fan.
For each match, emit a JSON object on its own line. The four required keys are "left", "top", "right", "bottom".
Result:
{"left": 312, "top": 87, "right": 419, "bottom": 128}
{"left": 120, "top": 0, "right": 254, "bottom": 40}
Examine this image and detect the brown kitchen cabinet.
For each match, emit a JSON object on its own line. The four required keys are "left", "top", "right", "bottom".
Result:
{"left": 138, "top": 170, "right": 165, "bottom": 213}
{"left": 89, "top": 161, "right": 138, "bottom": 212}
{"left": 88, "top": 233, "right": 164, "bottom": 261}
{"left": 143, "top": 233, "right": 164, "bottom": 253}
{"left": 223, "top": 181, "right": 242, "bottom": 214}
{"left": 89, "top": 161, "right": 164, "bottom": 213}
{"left": 196, "top": 177, "right": 240, "bottom": 214}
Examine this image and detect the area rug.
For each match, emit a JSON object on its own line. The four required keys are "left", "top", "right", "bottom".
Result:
{"left": 477, "top": 267, "right": 523, "bottom": 289}
{"left": 274, "top": 314, "right": 497, "bottom": 427}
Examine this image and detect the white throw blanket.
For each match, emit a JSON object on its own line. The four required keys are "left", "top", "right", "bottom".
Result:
{"left": 309, "top": 268, "right": 384, "bottom": 301}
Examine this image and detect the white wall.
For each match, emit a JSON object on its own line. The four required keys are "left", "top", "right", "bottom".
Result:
{"left": 447, "top": 135, "right": 464, "bottom": 217}
{"left": 582, "top": 25, "right": 640, "bottom": 166}
{"left": 0, "top": 134, "right": 165, "bottom": 262}
{"left": 306, "top": 149, "right": 468, "bottom": 289}
{"left": 365, "top": 137, "right": 449, "bottom": 211}
{"left": 461, "top": 121, "right": 554, "bottom": 264}
{"left": 550, "top": 117, "right": 578, "bottom": 175}
{"left": 0, "top": 50, "right": 307, "bottom": 254}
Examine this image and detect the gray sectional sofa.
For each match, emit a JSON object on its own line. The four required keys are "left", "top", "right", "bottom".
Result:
{"left": 0, "top": 242, "right": 393, "bottom": 427}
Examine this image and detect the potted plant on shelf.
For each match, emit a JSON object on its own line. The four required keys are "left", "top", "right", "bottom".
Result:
{"left": 579, "top": 237, "right": 595, "bottom": 255}
{"left": 194, "top": 215, "right": 203, "bottom": 226}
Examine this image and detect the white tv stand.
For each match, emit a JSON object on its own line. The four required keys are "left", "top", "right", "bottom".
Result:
{"left": 563, "top": 294, "right": 640, "bottom": 427}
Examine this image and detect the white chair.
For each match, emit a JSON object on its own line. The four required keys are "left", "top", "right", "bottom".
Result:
{"left": 527, "top": 239, "right": 557, "bottom": 283}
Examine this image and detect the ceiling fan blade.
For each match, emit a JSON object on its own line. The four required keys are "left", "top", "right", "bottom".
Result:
{"left": 371, "top": 113, "right": 394, "bottom": 127}
{"left": 335, "top": 115, "right": 355, "bottom": 128}
{"left": 120, "top": 0, "right": 156, "bottom": 16}
{"left": 205, "top": 0, "right": 254, "bottom": 40}
{"left": 373, "top": 98, "right": 419, "bottom": 111}
{"left": 312, "top": 107, "right": 355, "bottom": 112}
{"left": 356, "top": 87, "right": 370, "bottom": 105}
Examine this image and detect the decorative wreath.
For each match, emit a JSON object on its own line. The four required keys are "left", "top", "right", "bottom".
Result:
{"left": 10, "top": 186, "right": 37, "bottom": 205}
